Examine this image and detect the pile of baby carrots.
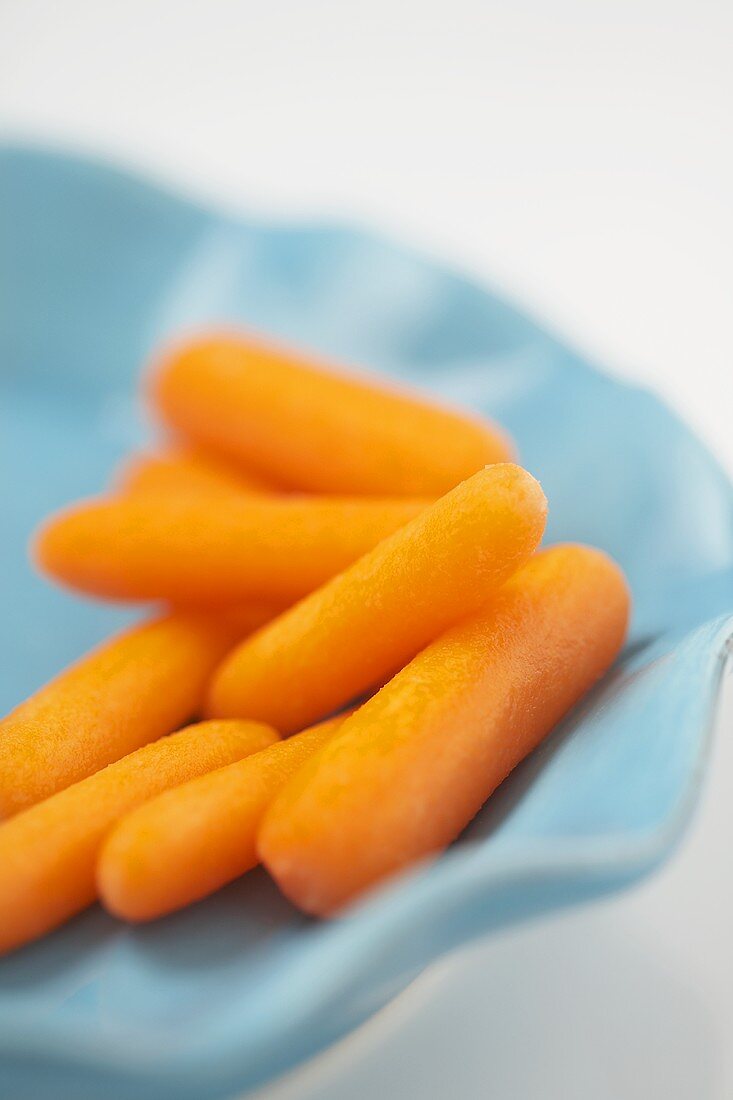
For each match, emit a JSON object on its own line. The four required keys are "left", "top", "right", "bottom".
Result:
{"left": 0, "top": 333, "right": 631, "bottom": 953}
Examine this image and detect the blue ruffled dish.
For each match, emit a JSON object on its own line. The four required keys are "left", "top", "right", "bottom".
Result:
{"left": 1, "top": 146, "right": 732, "bottom": 1100}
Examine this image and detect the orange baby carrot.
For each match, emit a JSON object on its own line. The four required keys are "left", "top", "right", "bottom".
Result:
{"left": 0, "top": 614, "right": 240, "bottom": 818}
{"left": 0, "top": 719, "right": 279, "bottom": 954}
{"left": 258, "top": 545, "right": 630, "bottom": 915}
{"left": 208, "top": 601, "right": 289, "bottom": 636}
{"left": 150, "top": 333, "right": 513, "bottom": 496}
{"left": 98, "top": 712, "right": 351, "bottom": 922}
{"left": 112, "top": 455, "right": 290, "bottom": 624}
{"left": 207, "top": 463, "right": 547, "bottom": 732}
{"left": 114, "top": 447, "right": 273, "bottom": 499}
{"left": 34, "top": 495, "right": 429, "bottom": 606}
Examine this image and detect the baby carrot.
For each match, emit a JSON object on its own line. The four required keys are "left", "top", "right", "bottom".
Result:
{"left": 34, "top": 495, "right": 429, "bottom": 606}
{"left": 0, "top": 614, "right": 240, "bottom": 818}
{"left": 98, "top": 712, "right": 351, "bottom": 922}
{"left": 207, "top": 464, "right": 547, "bottom": 732}
{"left": 100, "top": 455, "right": 289, "bottom": 624}
{"left": 0, "top": 720, "right": 279, "bottom": 954}
{"left": 258, "top": 544, "right": 631, "bottom": 915}
{"left": 150, "top": 333, "right": 513, "bottom": 496}
{"left": 209, "top": 601, "right": 289, "bottom": 636}
{"left": 114, "top": 447, "right": 273, "bottom": 499}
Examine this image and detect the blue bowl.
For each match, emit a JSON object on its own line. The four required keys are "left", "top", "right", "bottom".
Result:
{"left": 1, "top": 146, "right": 732, "bottom": 1100}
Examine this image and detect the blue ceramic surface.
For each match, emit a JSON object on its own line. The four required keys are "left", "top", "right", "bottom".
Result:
{"left": 1, "top": 146, "right": 732, "bottom": 1100}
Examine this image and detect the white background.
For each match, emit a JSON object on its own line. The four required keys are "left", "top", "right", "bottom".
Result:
{"left": 1, "top": 2, "right": 732, "bottom": 1097}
